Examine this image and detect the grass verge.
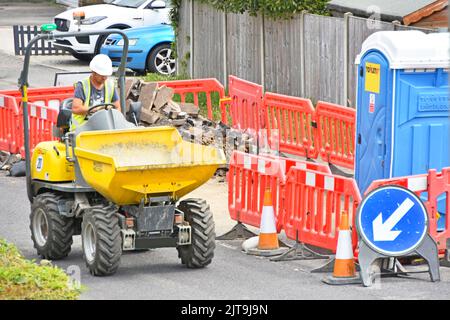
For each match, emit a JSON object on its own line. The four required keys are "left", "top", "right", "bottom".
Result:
{"left": 0, "top": 238, "right": 83, "bottom": 300}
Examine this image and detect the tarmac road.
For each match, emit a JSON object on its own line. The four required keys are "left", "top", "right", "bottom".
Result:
{"left": 2, "top": 171, "right": 450, "bottom": 300}
{"left": 1, "top": 1, "right": 450, "bottom": 301}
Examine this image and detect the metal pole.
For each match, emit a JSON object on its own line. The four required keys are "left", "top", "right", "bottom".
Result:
{"left": 260, "top": 12, "right": 265, "bottom": 88}
{"left": 343, "top": 12, "right": 352, "bottom": 107}
{"left": 300, "top": 10, "right": 307, "bottom": 98}
{"left": 222, "top": 9, "right": 228, "bottom": 87}
{"left": 189, "top": 0, "right": 194, "bottom": 78}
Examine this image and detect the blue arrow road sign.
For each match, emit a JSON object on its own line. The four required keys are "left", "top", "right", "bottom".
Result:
{"left": 356, "top": 186, "right": 428, "bottom": 256}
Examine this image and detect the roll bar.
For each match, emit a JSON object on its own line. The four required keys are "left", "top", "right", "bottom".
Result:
{"left": 18, "top": 29, "right": 130, "bottom": 202}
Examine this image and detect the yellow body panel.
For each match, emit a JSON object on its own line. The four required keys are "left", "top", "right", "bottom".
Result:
{"left": 31, "top": 141, "right": 75, "bottom": 182}
{"left": 74, "top": 126, "right": 226, "bottom": 205}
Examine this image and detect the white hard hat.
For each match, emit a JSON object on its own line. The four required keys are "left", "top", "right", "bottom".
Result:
{"left": 89, "top": 54, "right": 113, "bottom": 76}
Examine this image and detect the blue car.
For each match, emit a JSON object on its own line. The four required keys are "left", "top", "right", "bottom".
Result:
{"left": 101, "top": 24, "right": 175, "bottom": 75}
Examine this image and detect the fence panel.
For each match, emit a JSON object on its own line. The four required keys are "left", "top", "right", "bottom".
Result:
{"left": 176, "top": 0, "right": 191, "bottom": 76}
{"left": 226, "top": 12, "right": 262, "bottom": 84}
{"left": 193, "top": 2, "right": 224, "bottom": 82}
{"left": 264, "top": 16, "right": 302, "bottom": 97}
{"left": 283, "top": 167, "right": 361, "bottom": 252}
{"left": 304, "top": 14, "right": 345, "bottom": 105}
{"left": 315, "top": 101, "right": 356, "bottom": 169}
{"left": 263, "top": 92, "right": 317, "bottom": 159}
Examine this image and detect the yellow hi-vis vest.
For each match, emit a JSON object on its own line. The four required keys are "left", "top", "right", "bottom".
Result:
{"left": 70, "top": 78, "right": 114, "bottom": 131}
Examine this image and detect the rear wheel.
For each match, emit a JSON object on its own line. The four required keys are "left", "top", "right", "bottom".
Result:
{"left": 30, "top": 192, "right": 74, "bottom": 260}
{"left": 177, "top": 199, "right": 215, "bottom": 268}
{"left": 81, "top": 204, "right": 122, "bottom": 276}
{"left": 146, "top": 43, "right": 176, "bottom": 75}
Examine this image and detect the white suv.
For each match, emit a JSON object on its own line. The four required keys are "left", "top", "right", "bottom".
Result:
{"left": 53, "top": 0, "right": 171, "bottom": 61}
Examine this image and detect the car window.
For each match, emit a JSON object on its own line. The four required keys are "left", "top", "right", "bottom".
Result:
{"left": 110, "top": 0, "right": 147, "bottom": 8}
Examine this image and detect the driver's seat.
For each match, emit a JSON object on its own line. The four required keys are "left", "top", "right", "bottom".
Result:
{"left": 56, "top": 98, "right": 73, "bottom": 135}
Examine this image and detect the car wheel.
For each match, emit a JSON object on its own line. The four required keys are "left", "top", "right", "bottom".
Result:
{"left": 146, "top": 43, "right": 176, "bottom": 75}
{"left": 94, "top": 35, "right": 108, "bottom": 56}
{"left": 72, "top": 52, "right": 93, "bottom": 62}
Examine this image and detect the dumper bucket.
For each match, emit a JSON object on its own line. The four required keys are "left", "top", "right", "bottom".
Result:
{"left": 74, "top": 126, "right": 226, "bottom": 205}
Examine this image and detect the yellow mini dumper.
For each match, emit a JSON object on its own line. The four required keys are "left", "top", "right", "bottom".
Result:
{"left": 20, "top": 27, "right": 225, "bottom": 276}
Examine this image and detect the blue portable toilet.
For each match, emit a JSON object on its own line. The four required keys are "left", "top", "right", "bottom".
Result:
{"left": 355, "top": 31, "right": 449, "bottom": 230}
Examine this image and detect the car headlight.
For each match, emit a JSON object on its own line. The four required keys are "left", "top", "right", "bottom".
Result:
{"left": 117, "top": 38, "right": 138, "bottom": 46}
{"left": 79, "top": 16, "right": 107, "bottom": 25}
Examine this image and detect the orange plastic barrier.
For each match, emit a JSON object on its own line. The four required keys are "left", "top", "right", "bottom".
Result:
{"left": 228, "top": 75, "right": 264, "bottom": 132}
{"left": 314, "top": 101, "right": 356, "bottom": 170}
{"left": 283, "top": 167, "right": 361, "bottom": 253}
{"left": 366, "top": 168, "right": 450, "bottom": 254}
{"left": 0, "top": 86, "right": 74, "bottom": 110}
{"left": 228, "top": 151, "right": 331, "bottom": 232}
{"left": 0, "top": 87, "right": 74, "bottom": 156}
{"left": 156, "top": 78, "right": 225, "bottom": 121}
{"left": 17, "top": 103, "right": 59, "bottom": 157}
{"left": 0, "top": 95, "right": 20, "bottom": 154}
{"left": 263, "top": 92, "right": 318, "bottom": 159}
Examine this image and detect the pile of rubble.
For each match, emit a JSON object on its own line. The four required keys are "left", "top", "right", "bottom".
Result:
{"left": 0, "top": 151, "right": 24, "bottom": 176}
{"left": 124, "top": 79, "right": 254, "bottom": 169}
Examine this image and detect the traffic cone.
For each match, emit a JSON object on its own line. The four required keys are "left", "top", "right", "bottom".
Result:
{"left": 323, "top": 211, "right": 361, "bottom": 285}
{"left": 258, "top": 188, "right": 279, "bottom": 250}
{"left": 246, "top": 187, "right": 287, "bottom": 257}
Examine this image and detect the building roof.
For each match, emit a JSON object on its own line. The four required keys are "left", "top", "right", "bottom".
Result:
{"left": 327, "top": 0, "right": 447, "bottom": 23}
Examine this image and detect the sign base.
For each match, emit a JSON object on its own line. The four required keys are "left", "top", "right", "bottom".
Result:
{"left": 440, "top": 239, "right": 450, "bottom": 267}
{"left": 246, "top": 247, "right": 289, "bottom": 257}
{"left": 270, "top": 242, "right": 329, "bottom": 262}
{"left": 358, "top": 233, "right": 440, "bottom": 287}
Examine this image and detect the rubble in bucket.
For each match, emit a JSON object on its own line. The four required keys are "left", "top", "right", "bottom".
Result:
{"left": 124, "top": 79, "right": 255, "bottom": 169}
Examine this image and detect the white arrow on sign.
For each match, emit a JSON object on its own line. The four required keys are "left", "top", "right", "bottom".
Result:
{"left": 372, "top": 197, "right": 414, "bottom": 241}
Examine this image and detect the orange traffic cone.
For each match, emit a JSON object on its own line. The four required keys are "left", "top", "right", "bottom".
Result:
{"left": 323, "top": 211, "right": 361, "bottom": 285}
{"left": 258, "top": 188, "right": 279, "bottom": 250}
{"left": 246, "top": 187, "right": 287, "bottom": 257}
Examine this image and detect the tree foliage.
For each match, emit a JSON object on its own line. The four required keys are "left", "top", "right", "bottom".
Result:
{"left": 173, "top": 0, "right": 329, "bottom": 19}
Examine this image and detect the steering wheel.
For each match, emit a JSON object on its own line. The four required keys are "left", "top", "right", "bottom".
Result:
{"left": 87, "top": 103, "right": 116, "bottom": 116}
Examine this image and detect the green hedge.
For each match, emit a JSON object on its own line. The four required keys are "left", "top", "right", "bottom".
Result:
{"left": 0, "top": 239, "right": 83, "bottom": 300}
{"left": 195, "top": 0, "right": 329, "bottom": 18}
{"left": 170, "top": 0, "right": 329, "bottom": 25}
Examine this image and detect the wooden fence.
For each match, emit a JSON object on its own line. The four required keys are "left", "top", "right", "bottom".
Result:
{"left": 177, "top": 0, "right": 435, "bottom": 107}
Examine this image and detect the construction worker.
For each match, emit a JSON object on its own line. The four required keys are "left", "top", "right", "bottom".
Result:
{"left": 71, "top": 54, "right": 120, "bottom": 130}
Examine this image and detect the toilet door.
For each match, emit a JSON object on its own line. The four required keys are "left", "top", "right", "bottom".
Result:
{"left": 355, "top": 51, "right": 392, "bottom": 194}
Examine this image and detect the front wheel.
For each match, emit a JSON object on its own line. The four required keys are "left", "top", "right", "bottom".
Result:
{"left": 81, "top": 204, "right": 122, "bottom": 276}
{"left": 177, "top": 199, "right": 215, "bottom": 268}
{"left": 30, "top": 193, "right": 74, "bottom": 260}
{"left": 146, "top": 43, "right": 176, "bottom": 75}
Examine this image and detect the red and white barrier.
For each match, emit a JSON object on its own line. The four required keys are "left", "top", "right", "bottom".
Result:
{"left": 283, "top": 167, "right": 361, "bottom": 253}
